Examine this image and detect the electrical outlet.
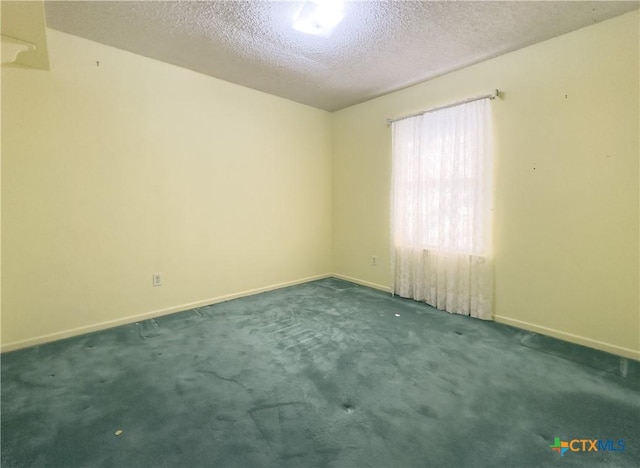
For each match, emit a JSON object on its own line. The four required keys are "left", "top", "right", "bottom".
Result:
{"left": 152, "top": 273, "right": 162, "bottom": 287}
{"left": 371, "top": 256, "right": 378, "bottom": 266}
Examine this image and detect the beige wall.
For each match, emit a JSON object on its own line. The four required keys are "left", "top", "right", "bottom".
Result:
{"left": 333, "top": 11, "right": 639, "bottom": 359}
{"left": 3, "top": 12, "right": 638, "bottom": 360}
{"left": 1, "top": 29, "right": 333, "bottom": 349}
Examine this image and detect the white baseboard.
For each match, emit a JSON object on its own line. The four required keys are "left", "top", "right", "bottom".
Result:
{"left": 331, "top": 273, "right": 392, "bottom": 293}
{"left": 493, "top": 314, "right": 640, "bottom": 361}
{"left": 332, "top": 274, "right": 639, "bottom": 361}
{"left": 1, "top": 273, "right": 332, "bottom": 353}
{"left": 5, "top": 274, "right": 637, "bottom": 362}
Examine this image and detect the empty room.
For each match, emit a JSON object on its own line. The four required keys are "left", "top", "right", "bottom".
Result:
{"left": 1, "top": 1, "right": 638, "bottom": 467}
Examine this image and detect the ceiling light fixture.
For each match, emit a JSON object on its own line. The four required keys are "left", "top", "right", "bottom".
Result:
{"left": 293, "top": 0, "right": 344, "bottom": 38}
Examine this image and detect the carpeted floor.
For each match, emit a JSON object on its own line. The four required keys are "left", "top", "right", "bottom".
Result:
{"left": 2, "top": 278, "right": 639, "bottom": 467}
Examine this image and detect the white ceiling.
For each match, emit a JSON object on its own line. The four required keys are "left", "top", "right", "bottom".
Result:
{"left": 45, "top": 1, "right": 639, "bottom": 112}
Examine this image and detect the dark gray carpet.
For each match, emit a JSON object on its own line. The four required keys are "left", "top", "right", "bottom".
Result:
{"left": 2, "top": 278, "right": 639, "bottom": 467}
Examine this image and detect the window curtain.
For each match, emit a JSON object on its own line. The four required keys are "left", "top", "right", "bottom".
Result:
{"left": 390, "top": 99, "right": 493, "bottom": 320}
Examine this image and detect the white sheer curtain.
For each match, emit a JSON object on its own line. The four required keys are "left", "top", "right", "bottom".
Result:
{"left": 391, "top": 99, "right": 493, "bottom": 320}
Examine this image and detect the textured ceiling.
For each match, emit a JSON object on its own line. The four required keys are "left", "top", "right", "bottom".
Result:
{"left": 45, "top": 1, "right": 639, "bottom": 112}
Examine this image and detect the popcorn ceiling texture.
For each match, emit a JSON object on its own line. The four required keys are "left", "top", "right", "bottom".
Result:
{"left": 45, "top": 1, "right": 638, "bottom": 111}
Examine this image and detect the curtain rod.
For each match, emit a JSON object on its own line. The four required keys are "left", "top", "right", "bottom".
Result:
{"left": 386, "top": 89, "right": 500, "bottom": 126}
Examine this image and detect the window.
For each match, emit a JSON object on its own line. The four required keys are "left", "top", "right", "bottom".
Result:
{"left": 391, "top": 98, "right": 493, "bottom": 318}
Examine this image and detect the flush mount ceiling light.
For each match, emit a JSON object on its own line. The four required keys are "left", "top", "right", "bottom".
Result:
{"left": 293, "top": 0, "right": 344, "bottom": 38}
